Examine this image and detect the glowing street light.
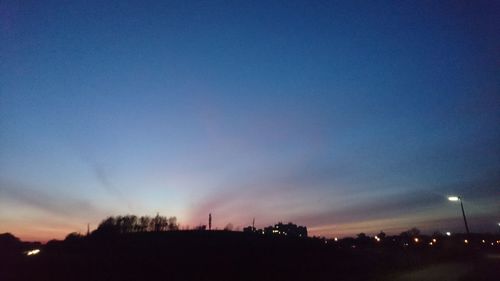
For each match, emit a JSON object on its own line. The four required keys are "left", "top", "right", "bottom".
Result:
{"left": 448, "top": 196, "right": 470, "bottom": 236}
{"left": 26, "top": 249, "right": 40, "bottom": 256}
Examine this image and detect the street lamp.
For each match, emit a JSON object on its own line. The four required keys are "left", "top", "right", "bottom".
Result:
{"left": 448, "top": 196, "right": 470, "bottom": 236}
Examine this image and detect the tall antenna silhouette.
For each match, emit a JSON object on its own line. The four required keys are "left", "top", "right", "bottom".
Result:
{"left": 209, "top": 213, "right": 212, "bottom": 230}
{"left": 87, "top": 223, "right": 90, "bottom": 236}
{"left": 252, "top": 218, "right": 255, "bottom": 230}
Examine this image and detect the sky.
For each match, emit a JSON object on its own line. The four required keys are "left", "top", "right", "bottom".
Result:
{"left": 1, "top": 0, "right": 499, "bottom": 242}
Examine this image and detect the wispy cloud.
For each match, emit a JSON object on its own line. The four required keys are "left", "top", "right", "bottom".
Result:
{"left": 70, "top": 144, "right": 133, "bottom": 211}
{"left": 0, "top": 179, "right": 103, "bottom": 219}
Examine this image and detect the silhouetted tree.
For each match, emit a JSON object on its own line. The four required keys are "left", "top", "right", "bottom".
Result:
{"left": 115, "top": 216, "right": 125, "bottom": 233}
{"left": 356, "top": 233, "right": 371, "bottom": 245}
{"left": 151, "top": 213, "right": 168, "bottom": 232}
{"left": 167, "top": 217, "right": 179, "bottom": 231}
{"left": 96, "top": 216, "right": 119, "bottom": 234}
{"left": 0, "top": 232, "right": 22, "bottom": 251}
{"left": 224, "top": 223, "right": 233, "bottom": 231}
{"left": 95, "top": 214, "right": 179, "bottom": 234}
{"left": 122, "top": 215, "right": 138, "bottom": 233}
{"left": 65, "top": 232, "right": 84, "bottom": 242}
{"left": 0, "top": 233, "right": 20, "bottom": 245}
{"left": 138, "top": 216, "right": 151, "bottom": 232}
{"left": 357, "top": 233, "right": 367, "bottom": 239}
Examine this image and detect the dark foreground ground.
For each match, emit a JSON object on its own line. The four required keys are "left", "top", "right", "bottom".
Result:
{"left": 1, "top": 231, "right": 498, "bottom": 281}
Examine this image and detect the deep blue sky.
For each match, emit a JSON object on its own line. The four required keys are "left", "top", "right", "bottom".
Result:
{"left": 1, "top": 0, "right": 499, "bottom": 240}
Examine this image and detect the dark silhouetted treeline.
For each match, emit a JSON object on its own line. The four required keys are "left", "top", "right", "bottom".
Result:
{"left": 93, "top": 214, "right": 179, "bottom": 235}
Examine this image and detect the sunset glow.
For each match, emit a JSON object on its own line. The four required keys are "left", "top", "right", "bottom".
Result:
{"left": 1, "top": 1, "right": 498, "bottom": 242}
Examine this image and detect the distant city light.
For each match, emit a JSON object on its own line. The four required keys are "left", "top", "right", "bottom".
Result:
{"left": 482, "top": 240, "right": 486, "bottom": 243}
{"left": 464, "top": 239, "right": 468, "bottom": 244}
{"left": 26, "top": 249, "right": 40, "bottom": 256}
{"left": 446, "top": 232, "right": 451, "bottom": 236}
{"left": 334, "top": 237, "right": 338, "bottom": 242}
{"left": 448, "top": 196, "right": 460, "bottom": 201}
{"left": 432, "top": 239, "right": 437, "bottom": 243}
{"left": 429, "top": 242, "right": 433, "bottom": 246}
{"left": 413, "top": 238, "right": 419, "bottom": 243}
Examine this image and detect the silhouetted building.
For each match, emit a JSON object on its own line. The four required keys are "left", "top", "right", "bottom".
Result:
{"left": 263, "top": 222, "right": 307, "bottom": 237}
{"left": 243, "top": 218, "right": 258, "bottom": 233}
{"left": 243, "top": 226, "right": 256, "bottom": 233}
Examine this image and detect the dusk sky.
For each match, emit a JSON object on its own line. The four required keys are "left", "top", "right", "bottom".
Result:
{"left": 1, "top": 0, "right": 499, "bottom": 241}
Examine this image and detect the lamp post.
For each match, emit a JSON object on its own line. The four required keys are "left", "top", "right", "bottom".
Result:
{"left": 448, "top": 196, "right": 470, "bottom": 236}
